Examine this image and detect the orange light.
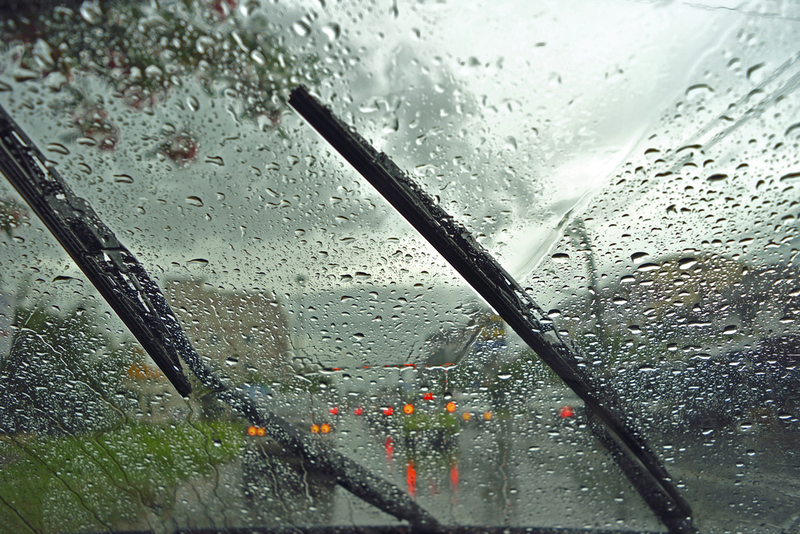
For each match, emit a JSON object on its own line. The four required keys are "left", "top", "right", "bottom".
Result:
{"left": 445, "top": 401, "right": 456, "bottom": 413}
{"left": 450, "top": 463, "right": 459, "bottom": 491}
{"left": 382, "top": 406, "right": 394, "bottom": 416}
{"left": 311, "top": 424, "right": 320, "bottom": 434}
{"left": 406, "top": 461, "right": 417, "bottom": 498}
{"left": 320, "top": 423, "right": 331, "bottom": 434}
{"left": 353, "top": 406, "right": 363, "bottom": 416}
{"left": 256, "top": 426, "right": 266, "bottom": 437}
{"left": 422, "top": 392, "right": 434, "bottom": 401}
{"left": 483, "top": 411, "right": 493, "bottom": 421}
{"left": 247, "top": 426, "right": 258, "bottom": 436}
{"left": 329, "top": 406, "right": 339, "bottom": 415}
{"left": 462, "top": 412, "right": 471, "bottom": 421}
{"left": 558, "top": 405, "right": 575, "bottom": 419}
{"left": 403, "top": 403, "right": 415, "bottom": 415}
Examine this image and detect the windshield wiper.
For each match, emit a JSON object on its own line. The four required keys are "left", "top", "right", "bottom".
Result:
{"left": 0, "top": 103, "right": 441, "bottom": 532}
{"left": 289, "top": 85, "right": 697, "bottom": 534}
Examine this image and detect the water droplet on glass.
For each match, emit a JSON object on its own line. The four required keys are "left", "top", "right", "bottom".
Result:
{"left": 205, "top": 155, "right": 224, "bottom": 166}
{"left": 186, "top": 196, "right": 204, "bottom": 207}
{"left": 293, "top": 21, "right": 311, "bottom": 37}
{"left": 746, "top": 62, "right": 765, "bottom": 82}
{"left": 706, "top": 173, "right": 728, "bottom": 182}
{"left": 631, "top": 252, "right": 649, "bottom": 264}
{"left": 46, "top": 143, "right": 70, "bottom": 155}
{"left": 187, "top": 96, "right": 200, "bottom": 112}
{"left": 504, "top": 137, "right": 517, "bottom": 151}
{"left": 196, "top": 35, "right": 215, "bottom": 55}
{"left": 722, "top": 325, "right": 738, "bottom": 335}
{"left": 552, "top": 253, "right": 569, "bottom": 263}
{"left": 678, "top": 258, "right": 698, "bottom": 270}
{"left": 113, "top": 174, "right": 133, "bottom": 184}
{"left": 80, "top": 0, "right": 102, "bottom": 24}
{"left": 685, "top": 84, "right": 714, "bottom": 99}
{"left": 250, "top": 50, "right": 266, "bottom": 66}
{"left": 322, "top": 23, "right": 341, "bottom": 41}
{"left": 144, "top": 64, "right": 163, "bottom": 79}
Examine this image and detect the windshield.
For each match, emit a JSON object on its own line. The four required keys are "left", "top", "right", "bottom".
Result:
{"left": 1, "top": 1, "right": 799, "bottom": 533}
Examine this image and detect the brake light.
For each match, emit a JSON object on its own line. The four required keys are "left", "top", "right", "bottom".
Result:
{"left": 445, "top": 401, "right": 456, "bottom": 413}
{"left": 247, "top": 426, "right": 258, "bottom": 436}
{"left": 382, "top": 406, "right": 394, "bottom": 416}
{"left": 558, "top": 405, "right": 575, "bottom": 419}
{"left": 483, "top": 411, "right": 493, "bottom": 421}
{"left": 320, "top": 423, "right": 331, "bottom": 434}
{"left": 311, "top": 424, "right": 320, "bottom": 434}
{"left": 329, "top": 406, "right": 339, "bottom": 415}
{"left": 422, "top": 392, "right": 434, "bottom": 401}
{"left": 353, "top": 406, "right": 363, "bottom": 415}
{"left": 403, "top": 403, "right": 415, "bottom": 415}
{"left": 462, "top": 412, "right": 471, "bottom": 421}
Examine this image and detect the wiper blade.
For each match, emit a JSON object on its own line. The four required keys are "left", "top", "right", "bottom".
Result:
{"left": 0, "top": 103, "right": 441, "bottom": 532}
{"left": 289, "top": 85, "right": 697, "bottom": 534}
{"left": 0, "top": 104, "right": 193, "bottom": 396}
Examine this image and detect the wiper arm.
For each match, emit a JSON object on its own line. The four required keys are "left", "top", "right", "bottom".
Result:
{"left": 289, "top": 85, "right": 697, "bottom": 534}
{"left": 0, "top": 103, "right": 441, "bottom": 532}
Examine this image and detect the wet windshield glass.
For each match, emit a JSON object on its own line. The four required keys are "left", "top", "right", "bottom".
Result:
{"left": 1, "top": 1, "right": 799, "bottom": 533}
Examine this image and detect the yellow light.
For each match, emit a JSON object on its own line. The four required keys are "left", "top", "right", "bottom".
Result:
{"left": 256, "top": 426, "right": 266, "bottom": 436}
{"left": 445, "top": 401, "right": 456, "bottom": 413}
{"left": 320, "top": 423, "right": 331, "bottom": 434}
{"left": 311, "top": 424, "right": 320, "bottom": 434}
{"left": 462, "top": 412, "right": 471, "bottom": 421}
{"left": 483, "top": 411, "right": 493, "bottom": 421}
{"left": 247, "top": 426, "right": 257, "bottom": 436}
{"left": 403, "top": 403, "right": 415, "bottom": 415}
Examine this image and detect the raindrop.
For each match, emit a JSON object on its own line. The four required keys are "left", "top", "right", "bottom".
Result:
{"left": 0, "top": 81, "right": 11, "bottom": 92}
{"left": 547, "top": 309, "right": 561, "bottom": 318}
{"left": 706, "top": 173, "right": 727, "bottom": 182}
{"left": 498, "top": 373, "right": 512, "bottom": 380}
{"left": 678, "top": 258, "right": 698, "bottom": 270}
{"left": 551, "top": 253, "right": 569, "bottom": 263}
{"left": 628, "top": 325, "right": 642, "bottom": 334}
{"left": 322, "top": 23, "right": 341, "bottom": 41}
{"left": 780, "top": 172, "right": 800, "bottom": 183}
{"left": 205, "top": 155, "right": 224, "bottom": 166}
{"left": 79, "top": 0, "right": 102, "bottom": 24}
{"left": 188, "top": 258, "right": 209, "bottom": 265}
{"left": 293, "top": 21, "right": 311, "bottom": 37}
{"left": 250, "top": 50, "right": 266, "bottom": 66}
{"left": 685, "top": 84, "right": 714, "bottom": 99}
{"left": 113, "top": 174, "right": 134, "bottom": 184}
{"left": 503, "top": 137, "right": 517, "bottom": 151}
{"left": 196, "top": 35, "right": 216, "bottom": 55}
{"left": 631, "top": 252, "right": 649, "bottom": 264}
{"left": 187, "top": 96, "right": 200, "bottom": 112}
{"left": 144, "top": 64, "right": 163, "bottom": 79}
{"left": 186, "top": 196, "right": 204, "bottom": 207}
{"left": 722, "top": 325, "right": 738, "bottom": 335}
{"left": 746, "top": 62, "right": 765, "bottom": 82}
{"left": 46, "top": 143, "right": 70, "bottom": 155}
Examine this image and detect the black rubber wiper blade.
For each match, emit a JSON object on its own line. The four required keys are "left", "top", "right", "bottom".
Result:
{"left": 289, "top": 85, "right": 697, "bottom": 534}
{"left": 0, "top": 104, "right": 193, "bottom": 397}
{"left": 0, "top": 103, "right": 441, "bottom": 532}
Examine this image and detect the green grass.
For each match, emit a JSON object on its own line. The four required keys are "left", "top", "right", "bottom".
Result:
{"left": 0, "top": 420, "right": 243, "bottom": 533}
